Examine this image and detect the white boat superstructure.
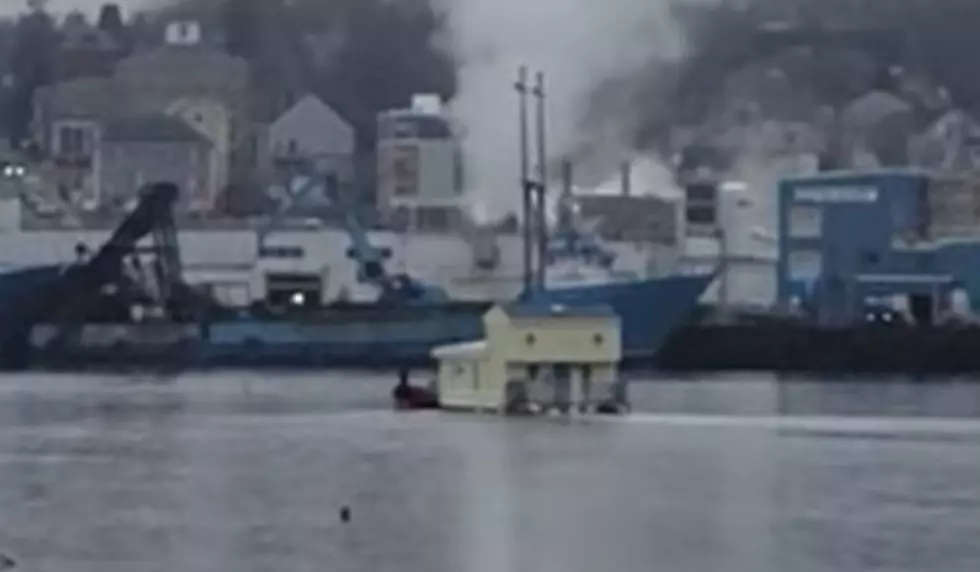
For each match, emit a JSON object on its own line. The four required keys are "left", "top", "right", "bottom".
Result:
{"left": 0, "top": 220, "right": 668, "bottom": 309}
{"left": 0, "top": 175, "right": 779, "bottom": 307}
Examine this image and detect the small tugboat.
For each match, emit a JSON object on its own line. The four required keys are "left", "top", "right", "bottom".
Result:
{"left": 430, "top": 302, "right": 630, "bottom": 416}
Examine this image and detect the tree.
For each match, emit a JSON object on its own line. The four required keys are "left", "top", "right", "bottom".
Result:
{"left": 6, "top": 3, "right": 58, "bottom": 147}
{"left": 222, "top": 0, "right": 266, "bottom": 60}
{"left": 97, "top": 3, "right": 128, "bottom": 49}
{"left": 97, "top": 3, "right": 124, "bottom": 32}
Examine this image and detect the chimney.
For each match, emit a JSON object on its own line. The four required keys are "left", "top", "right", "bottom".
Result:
{"left": 620, "top": 160, "right": 631, "bottom": 196}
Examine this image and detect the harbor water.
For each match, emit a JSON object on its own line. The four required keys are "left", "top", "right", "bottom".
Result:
{"left": 1, "top": 372, "right": 979, "bottom": 572}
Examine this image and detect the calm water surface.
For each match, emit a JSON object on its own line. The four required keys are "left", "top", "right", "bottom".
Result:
{"left": 0, "top": 372, "right": 979, "bottom": 572}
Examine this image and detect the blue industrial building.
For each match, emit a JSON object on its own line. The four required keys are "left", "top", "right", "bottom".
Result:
{"left": 776, "top": 169, "right": 980, "bottom": 326}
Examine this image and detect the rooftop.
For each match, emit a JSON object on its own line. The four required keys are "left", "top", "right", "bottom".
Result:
{"left": 781, "top": 168, "right": 931, "bottom": 185}
{"left": 500, "top": 301, "right": 618, "bottom": 319}
{"left": 103, "top": 113, "right": 211, "bottom": 144}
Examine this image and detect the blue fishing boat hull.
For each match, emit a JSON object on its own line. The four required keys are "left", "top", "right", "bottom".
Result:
{"left": 200, "top": 273, "right": 715, "bottom": 366}
{"left": 0, "top": 266, "right": 714, "bottom": 369}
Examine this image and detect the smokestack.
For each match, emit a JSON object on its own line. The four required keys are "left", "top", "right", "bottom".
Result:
{"left": 620, "top": 160, "right": 631, "bottom": 196}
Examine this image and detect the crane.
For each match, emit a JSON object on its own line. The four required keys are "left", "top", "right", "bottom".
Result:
{"left": 343, "top": 212, "right": 448, "bottom": 306}
{"left": 546, "top": 187, "right": 616, "bottom": 269}
{"left": 259, "top": 173, "right": 448, "bottom": 305}
{"left": 24, "top": 182, "right": 201, "bottom": 357}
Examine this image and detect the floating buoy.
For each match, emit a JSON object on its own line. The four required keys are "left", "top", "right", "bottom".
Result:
{"left": 339, "top": 505, "right": 351, "bottom": 523}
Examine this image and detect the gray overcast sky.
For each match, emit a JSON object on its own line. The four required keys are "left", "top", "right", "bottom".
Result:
{"left": 0, "top": 1, "right": 149, "bottom": 18}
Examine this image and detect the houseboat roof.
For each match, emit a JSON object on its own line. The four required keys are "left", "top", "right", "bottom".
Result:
{"left": 431, "top": 340, "right": 488, "bottom": 360}
{"left": 500, "top": 301, "right": 617, "bottom": 319}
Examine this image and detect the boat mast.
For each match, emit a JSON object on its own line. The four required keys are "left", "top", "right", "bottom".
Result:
{"left": 532, "top": 71, "right": 549, "bottom": 292}
{"left": 515, "top": 66, "right": 533, "bottom": 296}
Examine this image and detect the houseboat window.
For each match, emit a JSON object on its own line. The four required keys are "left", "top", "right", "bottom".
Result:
{"left": 525, "top": 333, "right": 536, "bottom": 346}
{"left": 593, "top": 333, "right": 604, "bottom": 346}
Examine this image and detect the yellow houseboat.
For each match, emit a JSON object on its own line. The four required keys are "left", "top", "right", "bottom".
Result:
{"left": 431, "top": 302, "right": 629, "bottom": 415}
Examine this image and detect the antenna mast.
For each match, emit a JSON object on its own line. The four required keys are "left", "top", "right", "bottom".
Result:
{"left": 515, "top": 66, "right": 533, "bottom": 295}
{"left": 532, "top": 71, "right": 549, "bottom": 292}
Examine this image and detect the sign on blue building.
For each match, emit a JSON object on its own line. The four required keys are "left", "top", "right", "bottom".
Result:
{"left": 776, "top": 170, "right": 933, "bottom": 325}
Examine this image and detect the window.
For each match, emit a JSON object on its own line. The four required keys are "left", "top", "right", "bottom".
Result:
{"left": 686, "top": 183, "right": 717, "bottom": 202}
{"left": 418, "top": 207, "right": 449, "bottom": 231}
{"left": 685, "top": 205, "right": 716, "bottom": 225}
{"left": 393, "top": 157, "right": 414, "bottom": 178}
{"left": 392, "top": 120, "right": 416, "bottom": 139}
{"left": 789, "top": 205, "right": 822, "bottom": 238}
{"left": 57, "top": 126, "right": 88, "bottom": 156}
{"left": 286, "top": 139, "right": 299, "bottom": 155}
{"left": 259, "top": 245, "right": 305, "bottom": 259}
{"left": 788, "top": 249, "right": 822, "bottom": 280}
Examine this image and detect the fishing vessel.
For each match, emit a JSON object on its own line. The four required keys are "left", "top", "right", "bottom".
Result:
{"left": 0, "top": 178, "right": 714, "bottom": 369}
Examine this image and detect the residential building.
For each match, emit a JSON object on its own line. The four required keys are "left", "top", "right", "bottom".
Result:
{"left": 31, "top": 77, "right": 117, "bottom": 210}
{"left": 266, "top": 94, "right": 355, "bottom": 213}
{"left": 112, "top": 21, "right": 250, "bottom": 141}
{"left": 99, "top": 113, "right": 213, "bottom": 214}
{"left": 30, "top": 20, "right": 251, "bottom": 215}
{"left": 167, "top": 96, "right": 233, "bottom": 210}
{"left": 376, "top": 95, "right": 465, "bottom": 231}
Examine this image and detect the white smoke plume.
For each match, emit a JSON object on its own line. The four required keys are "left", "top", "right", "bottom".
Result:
{"left": 442, "top": 0, "right": 688, "bottom": 221}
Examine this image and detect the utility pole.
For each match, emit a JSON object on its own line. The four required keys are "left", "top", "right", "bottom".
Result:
{"left": 532, "top": 71, "right": 548, "bottom": 292}
{"left": 515, "top": 66, "right": 533, "bottom": 296}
